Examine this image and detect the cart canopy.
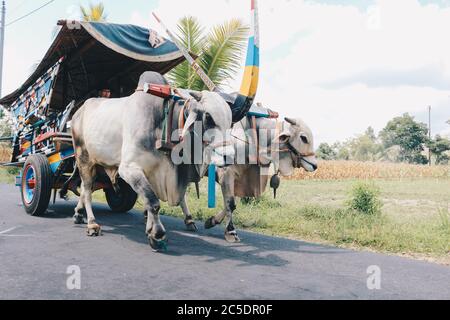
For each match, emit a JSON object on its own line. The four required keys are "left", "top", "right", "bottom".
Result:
{"left": 0, "top": 20, "right": 185, "bottom": 110}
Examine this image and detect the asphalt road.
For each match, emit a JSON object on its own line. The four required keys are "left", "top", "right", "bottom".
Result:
{"left": 1, "top": 184, "right": 449, "bottom": 300}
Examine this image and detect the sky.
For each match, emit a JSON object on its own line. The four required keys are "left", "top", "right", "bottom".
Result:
{"left": 2, "top": 0, "right": 450, "bottom": 145}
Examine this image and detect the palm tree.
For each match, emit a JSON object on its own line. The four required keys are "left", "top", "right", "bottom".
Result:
{"left": 168, "top": 16, "right": 249, "bottom": 91}
{"left": 80, "top": 2, "right": 107, "bottom": 22}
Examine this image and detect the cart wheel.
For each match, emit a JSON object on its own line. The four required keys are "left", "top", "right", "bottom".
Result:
{"left": 104, "top": 179, "right": 137, "bottom": 213}
{"left": 21, "top": 154, "right": 53, "bottom": 216}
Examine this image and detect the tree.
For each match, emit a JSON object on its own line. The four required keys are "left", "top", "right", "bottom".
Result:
{"left": 349, "top": 134, "right": 382, "bottom": 162}
{"left": 0, "top": 108, "right": 11, "bottom": 137}
{"left": 168, "top": 16, "right": 248, "bottom": 91}
{"left": 365, "top": 126, "right": 377, "bottom": 142}
{"left": 316, "top": 143, "right": 337, "bottom": 160}
{"left": 80, "top": 2, "right": 107, "bottom": 22}
{"left": 379, "top": 113, "right": 429, "bottom": 164}
{"left": 428, "top": 135, "right": 450, "bottom": 165}
{"left": 333, "top": 142, "right": 350, "bottom": 160}
{"left": 345, "top": 127, "right": 383, "bottom": 162}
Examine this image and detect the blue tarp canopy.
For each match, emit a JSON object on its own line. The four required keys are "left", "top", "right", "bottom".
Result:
{"left": 83, "top": 22, "right": 182, "bottom": 62}
{"left": 0, "top": 20, "right": 186, "bottom": 109}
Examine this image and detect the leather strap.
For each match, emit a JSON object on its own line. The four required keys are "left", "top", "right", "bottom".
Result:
{"left": 178, "top": 101, "right": 186, "bottom": 140}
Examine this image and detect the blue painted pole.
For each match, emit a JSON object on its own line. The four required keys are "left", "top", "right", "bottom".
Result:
{"left": 208, "top": 165, "right": 216, "bottom": 208}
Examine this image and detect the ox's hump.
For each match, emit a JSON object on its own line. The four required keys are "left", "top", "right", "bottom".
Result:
{"left": 138, "top": 71, "right": 168, "bottom": 88}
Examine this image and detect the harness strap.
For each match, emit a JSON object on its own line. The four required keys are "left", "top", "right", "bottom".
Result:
{"left": 178, "top": 101, "right": 186, "bottom": 140}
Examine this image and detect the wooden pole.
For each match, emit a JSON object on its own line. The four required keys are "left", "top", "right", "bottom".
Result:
{"left": 428, "top": 105, "right": 432, "bottom": 166}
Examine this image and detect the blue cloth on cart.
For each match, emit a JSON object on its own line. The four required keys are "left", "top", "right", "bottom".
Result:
{"left": 85, "top": 22, "right": 180, "bottom": 60}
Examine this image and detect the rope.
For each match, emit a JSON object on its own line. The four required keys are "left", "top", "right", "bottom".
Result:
{"left": 6, "top": 0, "right": 55, "bottom": 27}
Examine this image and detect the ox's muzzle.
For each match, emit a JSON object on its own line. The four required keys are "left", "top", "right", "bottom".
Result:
{"left": 287, "top": 144, "right": 318, "bottom": 172}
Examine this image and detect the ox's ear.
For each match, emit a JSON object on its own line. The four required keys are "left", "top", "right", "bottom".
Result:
{"left": 190, "top": 92, "right": 203, "bottom": 102}
{"left": 278, "top": 128, "right": 292, "bottom": 145}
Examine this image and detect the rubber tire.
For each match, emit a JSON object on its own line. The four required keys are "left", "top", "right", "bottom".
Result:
{"left": 104, "top": 179, "right": 138, "bottom": 213}
{"left": 21, "top": 154, "right": 53, "bottom": 216}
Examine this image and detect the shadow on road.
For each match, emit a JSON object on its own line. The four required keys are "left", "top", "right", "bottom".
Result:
{"left": 44, "top": 201, "right": 348, "bottom": 268}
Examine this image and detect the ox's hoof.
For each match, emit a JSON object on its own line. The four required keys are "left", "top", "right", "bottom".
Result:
{"left": 148, "top": 236, "right": 168, "bottom": 252}
{"left": 205, "top": 217, "right": 218, "bottom": 230}
{"left": 73, "top": 214, "right": 85, "bottom": 225}
{"left": 185, "top": 219, "right": 198, "bottom": 232}
{"left": 225, "top": 231, "right": 241, "bottom": 243}
{"left": 86, "top": 224, "right": 102, "bottom": 237}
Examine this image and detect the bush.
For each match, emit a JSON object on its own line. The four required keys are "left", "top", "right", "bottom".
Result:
{"left": 240, "top": 195, "right": 281, "bottom": 209}
{"left": 347, "top": 182, "right": 382, "bottom": 215}
{"left": 7, "top": 167, "right": 20, "bottom": 175}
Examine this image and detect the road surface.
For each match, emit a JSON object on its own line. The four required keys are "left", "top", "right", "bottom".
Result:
{"left": 0, "top": 184, "right": 449, "bottom": 300}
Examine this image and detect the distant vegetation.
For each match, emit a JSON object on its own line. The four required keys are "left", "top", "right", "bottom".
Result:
{"left": 317, "top": 113, "right": 450, "bottom": 165}
{"left": 0, "top": 108, "right": 12, "bottom": 163}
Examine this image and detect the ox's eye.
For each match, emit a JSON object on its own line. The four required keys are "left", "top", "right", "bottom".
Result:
{"left": 205, "top": 113, "right": 215, "bottom": 128}
{"left": 300, "top": 135, "right": 309, "bottom": 144}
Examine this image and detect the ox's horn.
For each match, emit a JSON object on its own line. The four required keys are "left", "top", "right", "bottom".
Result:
{"left": 285, "top": 117, "right": 297, "bottom": 126}
{"left": 230, "top": 0, "right": 261, "bottom": 123}
{"left": 190, "top": 92, "right": 203, "bottom": 102}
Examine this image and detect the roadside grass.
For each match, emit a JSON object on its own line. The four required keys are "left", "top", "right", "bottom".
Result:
{"left": 0, "top": 167, "right": 17, "bottom": 184}
{"left": 158, "top": 179, "right": 450, "bottom": 264}
{"left": 2, "top": 163, "right": 449, "bottom": 264}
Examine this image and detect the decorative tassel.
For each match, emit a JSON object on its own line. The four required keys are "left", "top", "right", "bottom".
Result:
{"left": 270, "top": 174, "right": 281, "bottom": 199}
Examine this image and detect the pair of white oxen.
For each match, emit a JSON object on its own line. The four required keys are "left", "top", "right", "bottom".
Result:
{"left": 70, "top": 72, "right": 317, "bottom": 251}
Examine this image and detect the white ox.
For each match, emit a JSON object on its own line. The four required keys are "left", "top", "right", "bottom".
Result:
{"left": 203, "top": 116, "right": 318, "bottom": 242}
{"left": 71, "top": 72, "right": 234, "bottom": 251}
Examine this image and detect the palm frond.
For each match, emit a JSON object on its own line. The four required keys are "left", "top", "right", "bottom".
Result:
{"left": 168, "top": 16, "right": 205, "bottom": 89}
{"left": 80, "top": 2, "right": 107, "bottom": 22}
{"left": 80, "top": 5, "right": 89, "bottom": 20}
{"left": 195, "top": 19, "right": 249, "bottom": 91}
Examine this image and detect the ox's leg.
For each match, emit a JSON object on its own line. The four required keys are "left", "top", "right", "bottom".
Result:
{"left": 205, "top": 170, "right": 240, "bottom": 243}
{"left": 73, "top": 165, "right": 85, "bottom": 224}
{"left": 78, "top": 165, "right": 101, "bottom": 237}
{"left": 181, "top": 195, "right": 198, "bottom": 232}
{"left": 73, "top": 196, "right": 85, "bottom": 225}
{"left": 118, "top": 164, "right": 167, "bottom": 251}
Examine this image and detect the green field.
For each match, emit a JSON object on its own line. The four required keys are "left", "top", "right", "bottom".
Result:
{"left": 2, "top": 167, "right": 449, "bottom": 264}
